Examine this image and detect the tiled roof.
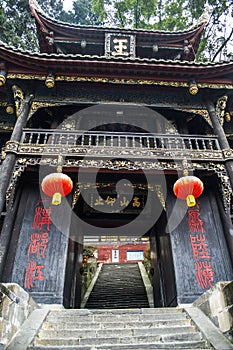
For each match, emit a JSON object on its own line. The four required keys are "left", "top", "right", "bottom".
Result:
{"left": 0, "top": 38, "right": 233, "bottom": 87}
{"left": 0, "top": 39, "right": 232, "bottom": 67}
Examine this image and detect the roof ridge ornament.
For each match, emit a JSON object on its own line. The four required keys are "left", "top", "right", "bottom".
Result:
{"left": 196, "top": 4, "right": 210, "bottom": 26}
{"left": 29, "top": 0, "right": 47, "bottom": 17}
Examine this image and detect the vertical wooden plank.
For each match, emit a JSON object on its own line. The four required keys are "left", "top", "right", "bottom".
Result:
{"left": 153, "top": 211, "right": 177, "bottom": 306}
{"left": 1, "top": 184, "right": 27, "bottom": 280}
{"left": 149, "top": 233, "right": 162, "bottom": 307}
{"left": 11, "top": 185, "right": 72, "bottom": 304}
{"left": 166, "top": 186, "right": 233, "bottom": 304}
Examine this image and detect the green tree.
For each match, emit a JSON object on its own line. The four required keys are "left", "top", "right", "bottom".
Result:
{"left": 71, "top": 0, "right": 101, "bottom": 25}
{"left": 0, "top": 0, "right": 67, "bottom": 51}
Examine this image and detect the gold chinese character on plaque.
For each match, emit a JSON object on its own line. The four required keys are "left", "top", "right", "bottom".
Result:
{"left": 105, "top": 196, "right": 116, "bottom": 206}
{"left": 94, "top": 196, "right": 104, "bottom": 206}
{"left": 132, "top": 196, "right": 141, "bottom": 208}
{"left": 120, "top": 196, "right": 129, "bottom": 207}
{"left": 112, "top": 38, "right": 129, "bottom": 56}
{"left": 105, "top": 33, "right": 136, "bottom": 58}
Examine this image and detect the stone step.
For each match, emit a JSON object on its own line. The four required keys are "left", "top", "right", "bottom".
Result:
{"left": 85, "top": 263, "right": 149, "bottom": 309}
{"left": 46, "top": 307, "right": 184, "bottom": 314}
{"left": 46, "top": 309, "right": 188, "bottom": 323}
{"left": 46, "top": 312, "right": 188, "bottom": 323}
{"left": 81, "top": 303, "right": 150, "bottom": 309}
{"left": 38, "top": 324, "right": 197, "bottom": 338}
{"left": 30, "top": 307, "right": 211, "bottom": 349}
{"left": 30, "top": 346, "right": 210, "bottom": 350}
{"left": 34, "top": 332, "right": 203, "bottom": 347}
{"left": 42, "top": 318, "right": 192, "bottom": 330}
{"left": 7, "top": 305, "right": 231, "bottom": 350}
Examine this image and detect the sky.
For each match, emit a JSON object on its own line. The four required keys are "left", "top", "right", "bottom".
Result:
{"left": 63, "top": 0, "right": 74, "bottom": 11}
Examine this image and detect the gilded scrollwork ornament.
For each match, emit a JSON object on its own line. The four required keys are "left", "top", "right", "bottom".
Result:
{"left": 29, "top": 101, "right": 60, "bottom": 119}
{"left": 12, "top": 85, "right": 24, "bottom": 117}
{"left": 72, "top": 183, "right": 81, "bottom": 209}
{"left": 216, "top": 95, "right": 228, "bottom": 126}
{"left": 5, "top": 141, "right": 19, "bottom": 153}
{"left": 5, "top": 154, "right": 232, "bottom": 216}
{"left": 207, "top": 162, "right": 232, "bottom": 213}
{"left": 223, "top": 148, "right": 233, "bottom": 160}
{"left": 6, "top": 162, "right": 27, "bottom": 209}
{"left": 1, "top": 148, "right": 6, "bottom": 160}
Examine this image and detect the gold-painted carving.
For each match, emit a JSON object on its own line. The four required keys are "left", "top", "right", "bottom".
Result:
{"left": 189, "top": 81, "right": 199, "bottom": 95}
{"left": 6, "top": 73, "right": 233, "bottom": 89}
{"left": 45, "top": 73, "right": 55, "bottom": 88}
{"left": 5, "top": 141, "right": 19, "bottom": 153}
{"left": 216, "top": 95, "right": 228, "bottom": 125}
{"left": 29, "top": 101, "right": 60, "bottom": 118}
{"left": 0, "top": 71, "right": 6, "bottom": 86}
{"left": 0, "top": 125, "right": 14, "bottom": 131}
{"left": 223, "top": 148, "right": 233, "bottom": 160}
{"left": 6, "top": 104, "right": 14, "bottom": 114}
{"left": 225, "top": 112, "right": 231, "bottom": 122}
{"left": 1, "top": 149, "right": 6, "bottom": 160}
{"left": 12, "top": 85, "right": 24, "bottom": 117}
{"left": 72, "top": 183, "right": 81, "bottom": 209}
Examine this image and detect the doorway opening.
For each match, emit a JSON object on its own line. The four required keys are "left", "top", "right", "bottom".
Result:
{"left": 64, "top": 169, "right": 177, "bottom": 308}
{"left": 64, "top": 219, "right": 177, "bottom": 309}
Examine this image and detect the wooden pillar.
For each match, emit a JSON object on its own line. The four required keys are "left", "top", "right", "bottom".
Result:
{"left": 0, "top": 94, "right": 33, "bottom": 278}
{"left": 215, "top": 191, "right": 233, "bottom": 265}
{"left": 0, "top": 186, "right": 23, "bottom": 278}
{"left": 0, "top": 94, "right": 33, "bottom": 218}
{"left": 205, "top": 99, "right": 233, "bottom": 266}
{"left": 205, "top": 99, "right": 233, "bottom": 189}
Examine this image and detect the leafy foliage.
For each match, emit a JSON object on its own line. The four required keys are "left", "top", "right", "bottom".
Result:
{"left": 0, "top": 0, "right": 67, "bottom": 51}
{"left": 0, "top": 0, "right": 36, "bottom": 50}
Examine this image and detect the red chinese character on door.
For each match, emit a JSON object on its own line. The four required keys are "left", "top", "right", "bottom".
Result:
{"left": 194, "top": 261, "right": 214, "bottom": 289}
{"left": 32, "top": 207, "right": 52, "bottom": 231}
{"left": 24, "top": 261, "right": 45, "bottom": 289}
{"left": 190, "top": 234, "right": 210, "bottom": 260}
{"left": 27, "top": 232, "right": 49, "bottom": 258}
{"left": 188, "top": 209, "right": 205, "bottom": 233}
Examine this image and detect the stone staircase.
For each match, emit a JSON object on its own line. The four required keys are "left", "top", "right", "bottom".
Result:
{"left": 7, "top": 307, "right": 221, "bottom": 349}
{"left": 85, "top": 263, "right": 149, "bottom": 309}
{"left": 4, "top": 278, "right": 233, "bottom": 350}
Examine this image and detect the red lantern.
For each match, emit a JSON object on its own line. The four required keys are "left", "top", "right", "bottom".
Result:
{"left": 173, "top": 175, "right": 204, "bottom": 207}
{"left": 41, "top": 172, "right": 73, "bottom": 205}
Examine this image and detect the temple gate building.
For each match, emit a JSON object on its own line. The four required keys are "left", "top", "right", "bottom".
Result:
{"left": 0, "top": 0, "right": 233, "bottom": 309}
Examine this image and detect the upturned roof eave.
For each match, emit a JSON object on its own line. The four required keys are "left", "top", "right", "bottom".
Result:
{"left": 29, "top": 0, "right": 207, "bottom": 37}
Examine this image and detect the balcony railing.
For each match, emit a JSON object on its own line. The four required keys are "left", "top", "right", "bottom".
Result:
{"left": 20, "top": 129, "right": 220, "bottom": 151}
{"left": 7, "top": 129, "right": 222, "bottom": 161}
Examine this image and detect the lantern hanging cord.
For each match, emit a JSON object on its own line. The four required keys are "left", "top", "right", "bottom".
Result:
{"left": 57, "top": 154, "right": 63, "bottom": 173}
{"left": 182, "top": 158, "right": 190, "bottom": 176}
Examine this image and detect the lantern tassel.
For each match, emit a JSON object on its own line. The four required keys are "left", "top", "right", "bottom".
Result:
{"left": 186, "top": 194, "right": 196, "bottom": 207}
{"left": 52, "top": 192, "right": 62, "bottom": 205}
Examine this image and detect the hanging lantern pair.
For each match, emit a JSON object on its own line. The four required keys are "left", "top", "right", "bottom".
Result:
{"left": 173, "top": 175, "right": 204, "bottom": 207}
{"left": 41, "top": 172, "right": 73, "bottom": 205}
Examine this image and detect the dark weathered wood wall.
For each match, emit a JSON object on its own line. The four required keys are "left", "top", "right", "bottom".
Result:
{"left": 11, "top": 185, "right": 71, "bottom": 304}
{"left": 166, "top": 184, "right": 233, "bottom": 304}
